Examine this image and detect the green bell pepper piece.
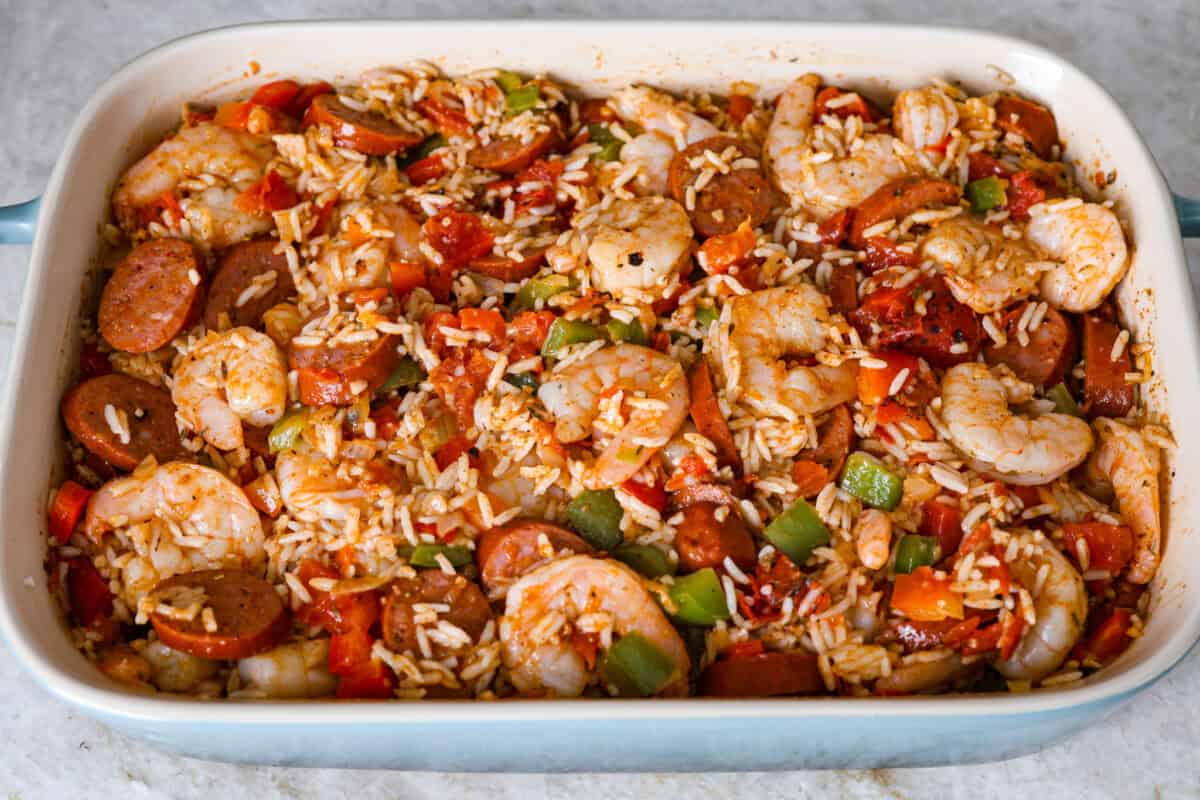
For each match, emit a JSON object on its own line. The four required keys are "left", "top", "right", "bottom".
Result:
{"left": 613, "top": 544, "right": 676, "bottom": 578}
{"left": 668, "top": 568, "right": 731, "bottom": 626}
{"left": 599, "top": 632, "right": 677, "bottom": 697}
{"left": 695, "top": 304, "right": 719, "bottom": 330}
{"left": 966, "top": 176, "right": 1007, "bottom": 213}
{"left": 495, "top": 70, "right": 524, "bottom": 94}
{"left": 762, "top": 498, "right": 831, "bottom": 565}
{"left": 605, "top": 316, "right": 648, "bottom": 346}
{"left": 566, "top": 489, "right": 624, "bottom": 550}
{"left": 408, "top": 543, "right": 473, "bottom": 569}
{"left": 840, "top": 451, "right": 904, "bottom": 511}
{"left": 1046, "top": 382, "right": 1080, "bottom": 416}
{"left": 505, "top": 84, "right": 541, "bottom": 115}
{"left": 400, "top": 133, "right": 447, "bottom": 167}
{"left": 511, "top": 274, "right": 574, "bottom": 311}
{"left": 503, "top": 372, "right": 540, "bottom": 392}
{"left": 587, "top": 124, "right": 624, "bottom": 162}
{"left": 894, "top": 534, "right": 938, "bottom": 574}
{"left": 378, "top": 357, "right": 426, "bottom": 393}
{"left": 268, "top": 408, "right": 308, "bottom": 454}
{"left": 541, "top": 317, "right": 603, "bottom": 358}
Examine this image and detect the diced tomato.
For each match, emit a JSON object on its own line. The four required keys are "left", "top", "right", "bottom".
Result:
{"left": 891, "top": 566, "right": 964, "bottom": 622}
{"left": 334, "top": 545, "right": 359, "bottom": 578}
{"left": 350, "top": 287, "right": 390, "bottom": 307}
{"left": 509, "top": 310, "right": 556, "bottom": 360}
{"left": 955, "top": 523, "right": 992, "bottom": 560}
{"left": 958, "top": 619, "right": 1003, "bottom": 656}
{"left": 725, "top": 639, "right": 766, "bottom": 660}
{"left": 849, "top": 275, "right": 982, "bottom": 368}
{"left": 1006, "top": 170, "right": 1054, "bottom": 220}
{"left": 790, "top": 459, "right": 830, "bottom": 498}
{"left": 251, "top": 79, "right": 302, "bottom": 111}
{"left": 511, "top": 159, "right": 565, "bottom": 217}
{"left": 336, "top": 658, "right": 396, "bottom": 699}
{"left": 996, "top": 605, "right": 1026, "bottom": 660}
{"left": 429, "top": 346, "right": 494, "bottom": 428}
{"left": 423, "top": 311, "right": 462, "bottom": 355}
{"left": 1063, "top": 521, "right": 1135, "bottom": 574}
{"left": 664, "top": 453, "right": 713, "bottom": 492}
{"left": 579, "top": 98, "right": 618, "bottom": 124}
{"left": 650, "top": 331, "right": 671, "bottom": 353}
{"left": 738, "top": 554, "right": 808, "bottom": 622}
{"left": 727, "top": 94, "right": 754, "bottom": 125}
{"left": 1007, "top": 484, "right": 1042, "bottom": 510}
{"left": 329, "top": 628, "right": 376, "bottom": 676}
{"left": 66, "top": 557, "right": 113, "bottom": 629}
{"left": 296, "top": 366, "right": 351, "bottom": 406}
{"left": 862, "top": 237, "right": 918, "bottom": 275}
{"left": 620, "top": 479, "right": 667, "bottom": 513}
{"left": 286, "top": 81, "right": 334, "bottom": 117}
{"left": 1076, "top": 607, "right": 1133, "bottom": 665}
{"left": 423, "top": 210, "right": 495, "bottom": 269}
{"left": 857, "top": 350, "right": 919, "bottom": 405}
{"left": 967, "top": 151, "right": 1011, "bottom": 181}
{"left": 651, "top": 279, "right": 690, "bottom": 316}
{"left": 875, "top": 400, "right": 935, "bottom": 443}
{"left": 458, "top": 307, "right": 507, "bottom": 344}
{"left": 814, "top": 87, "right": 876, "bottom": 122}
{"left": 569, "top": 630, "right": 601, "bottom": 670}
{"left": 406, "top": 154, "right": 447, "bottom": 185}
{"left": 434, "top": 434, "right": 477, "bottom": 471}
{"left": 920, "top": 499, "right": 963, "bottom": 556}
{"left": 698, "top": 220, "right": 756, "bottom": 275}
{"left": 817, "top": 208, "right": 854, "bottom": 246}
{"left": 48, "top": 481, "right": 94, "bottom": 544}
{"left": 389, "top": 261, "right": 427, "bottom": 298}
{"left": 415, "top": 97, "right": 472, "bottom": 137}
{"left": 213, "top": 100, "right": 288, "bottom": 134}
{"left": 233, "top": 170, "right": 299, "bottom": 216}
{"left": 242, "top": 473, "right": 282, "bottom": 518}
{"left": 311, "top": 194, "right": 338, "bottom": 236}
{"left": 79, "top": 341, "right": 112, "bottom": 379}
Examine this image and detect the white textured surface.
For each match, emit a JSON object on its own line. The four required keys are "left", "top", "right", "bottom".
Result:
{"left": 1, "top": 1, "right": 1199, "bottom": 796}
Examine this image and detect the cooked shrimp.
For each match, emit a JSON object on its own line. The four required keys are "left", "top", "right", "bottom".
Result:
{"left": 994, "top": 540, "right": 1087, "bottom": 681}
{"left": 893, "top": 87, "right": 960, "bottom": 152}
{"left": 172, "top": 327, "right": 288, "bottom": 451}
{"left": 875, "top": 652, "right": 965, "bottom": 694}
{"left": 112, "top": 123, "right": 276, "bottom": 249}
{"left": 1093, "top": 419, "right": 1161, "bottom": 584}
{"left": 765, "top": 74, "right": 910, "bottom": 220}
{"left": 537, "top": 344, "right": 689, "bottom": 488}
{"left": 314, "top": 202, "right": 426, "bottom": 294}
{"left": 83, "top": 462, "right": 265, "bottom": 607}
{"left": 854, "top": 509, "right": 892, "bottom": 570}
{"left": 238, "top": 640, "right": 338, "bottom": 698}
{"left": 723, "top": 284, "right": 857, "bottom": 418}
{"left": 1026, "top": 200, "right": 1129, "bottom": 313}
{"left": 609, "top": 86, "right": 720, "bottom": 148}
{"left": 940, "top": 362, "right": 1092, "bottom": 484}
{"left": 275, "top": 449, "right": 369, "bottom": 521}
{"left": 619, "top": 131, "right": 678, "bottom": 196}
{"left": 499, "top": 555, "right": 690, "bottom": 697}
{"left": 585, "top": 196, "right": 693, "bottom": 304}
{"left": 921, "top": 217, "right": 1044, "bottom": 313}
{"left": 142, "top": 640, "right": 218, "bottom": 693}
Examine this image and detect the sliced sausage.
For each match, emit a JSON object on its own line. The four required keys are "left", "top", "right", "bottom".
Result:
{"left": 289, "top": 323, "right": 399, "bottom": 407}
{"left": 304, "top": 93, "right": 423, "bottom": 156}
{"left": 848, "top": 177, "right": 961, "bottom": 248}
{"left": 668, "top": 136, "right": 774, "bottom": 238}
{"left": 849, "top": 275, "right": 983, "bottom": 368}
{"left": 381, "top": 570, "right": 491, "bottom": 655}
{"left": 983, "top": 303, "right": 1077, "bottom": 387}
{"left": 468, "top": 125, "right": 563, "bottom": 175}
{"left": 688, "top": 359, "right": 743, "bottom": 474}
{"left": 149, "top": 569, "right": 290, "bottom": 660}
{"left": 700, "top": 650, "right": 825, "bottom": 697}
{"left": 798, "top": 404, "right": 854, "bottom": 478}
{"left": 994, "top": 96, "right": 1060, "bottom": 159}
{"left": 99, "top": 239, "right": 204, "bottom": 353}
{"left": 469, "top": 247, "right": 547, "bottom": 282}
{"left": 61, "top": 373, "right": 189, "bottom": 471}
{"left": 204, "top": 240, "right": 296, "bottom": 330}
{"left": 476, "top": 519, "right": 593, "bottom": 598}
{"left": 670, "top": 481, "right": 743, "bottom": 511}
{"left": 675, "top": 501, "right": 756, "bottom": 573}
{"left": 828, "top": 263, "right": 858, "bottom": 314}
{"left": 1081, "top": 311, "right": 1134, "bottom": 418}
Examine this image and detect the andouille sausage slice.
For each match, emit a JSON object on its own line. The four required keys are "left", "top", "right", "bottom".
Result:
{"left": 475, "top": 519, "right": 593, "bottom": 597}
{"left": 798, "top": 404, "right": 855, "bottom": 478}
{"left": 668, "top": 136, "right": 774, "bottom": 238}
{"left": 675, "top": 501, "right": 756, "bottom": 573}
{"left": 1081, "top": 311, "right": 1134, "bottom": 418}
{"left": 289, "top": 326, "right": 399, "bottom": 407}
{"left": 688, "top": 359, "right": 743, "bottom": 474}
{"left": 670, "top": 481, "right": 743, "bottom": 511}
{"left": 983, "top": 303, "right": 1077, "bottom": 387}
{"left": 381, "top": 570, "right": 492, "bottom": 655}
{"left": 848, "top": 177, "right": 961, "bottom": 248}
{"left": 468, "top": 125, "right": 563, "bottom": 175}
{"left": 61, "top": 373, "right": 189, "bottom": 471}
{"left": 700, "top": 650, "right": 825, "bottom": 697}
{"left": 304, "top": 93, "right": 423, "bottom": 156}
{"left": 468, "top": 247, "right": 548, "bottom": 282}
{"left": 994, "top": 96, "right": 1060, "bottom": 159}
{"left": 149, "top": 569, "right": 290, "bottom": 660}
{"left": 99, "top": 239, "right": 204, "bottom": 353}
{"left": 828, "top": 263, "right": 858, "bottom": 315}
{"left": 204, "top": 240, "right": 296, "bottom": 330}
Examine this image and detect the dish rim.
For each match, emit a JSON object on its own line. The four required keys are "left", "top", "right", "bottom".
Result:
{"left": 1, "top": 17, "right": 1195, "bottom": 726}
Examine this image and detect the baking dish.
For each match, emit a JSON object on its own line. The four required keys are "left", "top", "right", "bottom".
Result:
{"left": 1, "top": 20, "right": 1198, "bottom": 770}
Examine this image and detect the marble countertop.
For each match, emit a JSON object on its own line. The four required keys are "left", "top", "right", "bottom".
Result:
{"left": 2, "top": 1, "right": 1198, "bottom": 797}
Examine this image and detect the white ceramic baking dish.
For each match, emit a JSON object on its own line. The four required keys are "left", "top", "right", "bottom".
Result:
{"left": 1, "top": 20, "right": 1198, "bottom": 771}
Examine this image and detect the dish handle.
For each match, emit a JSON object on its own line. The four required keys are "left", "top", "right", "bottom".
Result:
{"left": 0, "top": 197, "right": 40, "bottom": 245}
{"left": 1175, "top": 192, "right": 1200, "bottom": 238}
